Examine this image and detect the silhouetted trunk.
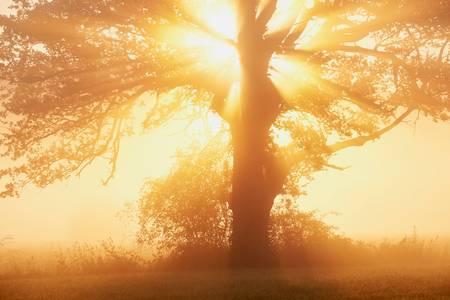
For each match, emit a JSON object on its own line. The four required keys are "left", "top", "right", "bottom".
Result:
{"left": 229, "top": 120, "right": 277, "bottom": 268}
{"left": 229, "top": 3, "right": 284, "bottom": 268}
{"left": 229, "top": 74, "right": 284, "bottom": 267}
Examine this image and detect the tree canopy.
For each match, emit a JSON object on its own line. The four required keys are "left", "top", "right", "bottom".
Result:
{"left": 0, "top": 0, "right": 449, "bottom": 200}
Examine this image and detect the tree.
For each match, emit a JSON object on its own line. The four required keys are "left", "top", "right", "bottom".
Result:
{"left": 0, "top": 0, "right": 449, "bottom": 267}
{"left": 137, "top": 139, "right": 233, "bottom": 261}
{"left": 136, "top": 140, "right": 359, "bottom": 269}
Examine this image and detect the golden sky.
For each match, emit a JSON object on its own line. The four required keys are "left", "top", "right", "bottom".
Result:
{"left": 1, "top": 116, "right": 450, "bottom": 244}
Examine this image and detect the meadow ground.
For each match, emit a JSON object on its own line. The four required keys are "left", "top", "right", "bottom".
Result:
{"left": 1, "top": 266, "right": 449, "bottom": 300}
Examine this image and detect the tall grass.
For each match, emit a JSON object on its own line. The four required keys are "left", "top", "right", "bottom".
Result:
{"left": 0, "top": 238, "right": 146, "bottom": 279}
{"left": 1, "top": 232, "right": 448, "bottom": 279}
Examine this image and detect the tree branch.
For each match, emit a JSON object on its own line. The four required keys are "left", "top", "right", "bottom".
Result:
{"left": 277, "top": 107, "right": 414, "bottom": 192}
{"left": 438, "top": 38, "right": 449, "bottom": 62}
{"left": 265, "top": 3, "right": 308, "bottom": 50}
{"left": 326, "top": 107, "right": 414, "bottom": 153}
{"left": 181, "top": 15, "right": 236, "bottom": 47}
{"left": 314, "top": 76, "right": 384, "bottom": 113}
{"left": 256, "top": 0, "right": 277, "bottom": 29}
{"left": 326, "top": 45, "right": 442, "bottom": 108}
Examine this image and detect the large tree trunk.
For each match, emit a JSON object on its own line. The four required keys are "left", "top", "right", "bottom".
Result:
{"left": 228, "top": 74, "right": 284, "bottom": 267}
{"left": 228, "top": 3, "right": 284, "bottom": 268}
{"left": 229, "top": 119, "right": 278, "bottom": 268}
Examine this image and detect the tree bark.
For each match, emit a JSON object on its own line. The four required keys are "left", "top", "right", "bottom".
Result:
{"left": 228, "top": 3, "right": 284, "bottom": 268}
{"left": 229, "top": 115, "right": 270, "bottom": 267}
{"left": 229, "top": 120, "right": 279, "bottom": 268}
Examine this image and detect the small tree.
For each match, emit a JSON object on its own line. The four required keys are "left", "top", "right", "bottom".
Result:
{"left": 137, "top": 140, "right": 233, "bottom": 258}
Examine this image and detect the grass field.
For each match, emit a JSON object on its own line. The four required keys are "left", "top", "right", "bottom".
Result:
{"left": 1, "top": 266, "right": 449, "bottom": 300}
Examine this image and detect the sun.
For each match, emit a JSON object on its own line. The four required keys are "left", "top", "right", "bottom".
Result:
{"left": 154, "top": 0, "right": 240, "bottom": 80}
{"left": 186, "top": 0, "right": 240, "bottom": 75}
{"left": 185, "top": 0, "right": 238, "bottom": 41}
{"left": 152, "top": 0, "right": 326, "bottom": 139}
{"left": 181, "top": 31, "right": 238, "bottom": 73}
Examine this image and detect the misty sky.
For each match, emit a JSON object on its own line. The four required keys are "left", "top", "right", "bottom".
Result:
{"left": 1, "top": 116, "right": 450, "bottom": 244}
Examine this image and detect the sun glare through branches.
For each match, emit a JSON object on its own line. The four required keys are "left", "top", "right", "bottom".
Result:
{"left": 157, "top": 0, "right": 324, "bottom": 147}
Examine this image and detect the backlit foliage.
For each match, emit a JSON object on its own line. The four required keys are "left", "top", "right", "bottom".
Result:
{"left": 0, "top": 0, "right": 449, "bottom": 196}
{"left": 137, "top": 140, "right": 233, "bottom": 257}
{"left": 136, "top": 140, "right": 342, "bottom": 265}
{"left": 136, "top": 141, "right": 450, "bottom": 268}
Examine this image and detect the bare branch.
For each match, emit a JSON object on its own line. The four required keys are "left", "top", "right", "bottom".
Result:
{"left": 102, "top": 117, "right": 123, "bottom": 185}
{"left": 282, "top": 19, "right": 309, "bottom": 47}
{"left": 256, "top": 0, "right": 277, "bottom": 29}
{"left": 265, "top": 4, "right": 307, "bottom": 49}
{"left": 324, "top": 162, "right": 349, "bottom": 171}
{"left": 438, "top": 38, "right": 449, "bottom": 62}
{"left": 326, "top": 108, "right": 414, "bottom": 154}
